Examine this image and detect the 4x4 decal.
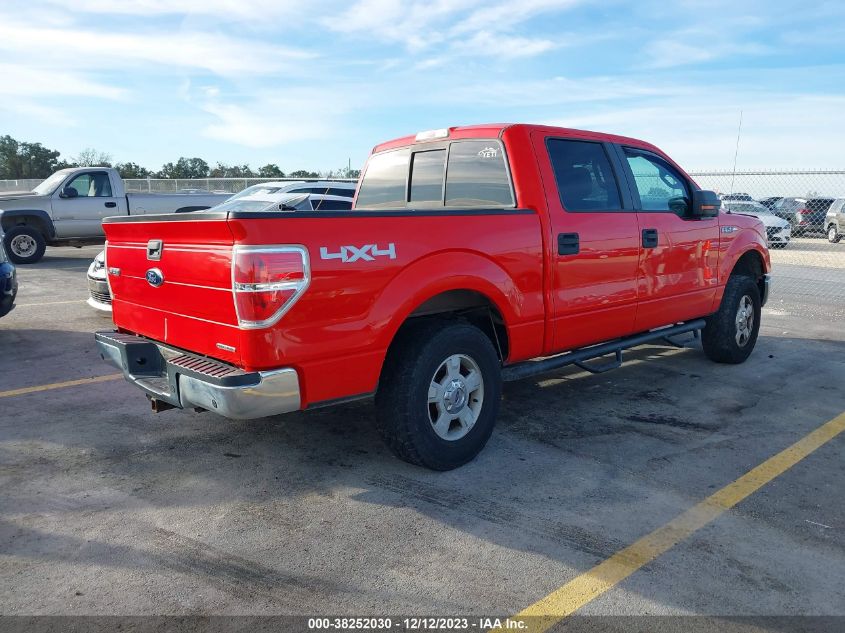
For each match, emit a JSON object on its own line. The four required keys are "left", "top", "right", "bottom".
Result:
{"left": 319, "top": 243, "right": 396, "bottom": 263}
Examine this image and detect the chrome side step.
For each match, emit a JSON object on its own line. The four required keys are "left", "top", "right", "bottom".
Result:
{"left": 501, "top": 319, "right": 706, "bottom": 382}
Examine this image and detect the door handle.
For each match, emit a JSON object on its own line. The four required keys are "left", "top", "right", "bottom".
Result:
{"left": 104, "top": 202, "right": 117, "bottom": 208}
{"left": 558, "top": 233, "right": 579, "bottom": 255}
{"left": 642, "top": 228, "right": 658, "bottom": 248}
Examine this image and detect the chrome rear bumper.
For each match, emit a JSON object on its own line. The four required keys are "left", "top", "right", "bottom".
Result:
{"left": 95, "top": 331, "right": 300, "bottom": 419}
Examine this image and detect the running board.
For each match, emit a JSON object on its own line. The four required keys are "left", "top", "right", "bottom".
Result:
{"left": 501, "top": 320, "right": 706, "bottom": 382}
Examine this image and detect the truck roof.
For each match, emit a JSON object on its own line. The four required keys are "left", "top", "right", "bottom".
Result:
{"left": 372, "top": 123, "right": 662, "bottom": 154}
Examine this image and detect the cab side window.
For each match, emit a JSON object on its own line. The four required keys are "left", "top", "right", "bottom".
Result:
{"left": 65, "top": 172, "right": 113, "bottom": 197}
{"left": 624, "top": 149, "right": 690, "bottom": 214}
{"left": 546, "top": 139, "right": 622, "bottom": 211}
{"left": 445, "top": 141, "right": 513, "bottom": 207}
{"left": 355, "top": 149, "right": 410, "bottom": 209}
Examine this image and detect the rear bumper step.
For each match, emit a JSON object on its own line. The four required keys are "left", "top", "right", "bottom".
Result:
{"left": 94, "top": 331, "right": 300, "bottom": 419}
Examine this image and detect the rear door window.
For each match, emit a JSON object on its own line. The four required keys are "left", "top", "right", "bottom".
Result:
{"left": 355, "top": 149, "right": 410, "bottom": 209}
{"left": 546, "top": 139, "right": 623, "bottom": 211}
{"left": 409, "top": 149, "right": 446, "bottom": 204}
{"left": 312, "top": 198, "right": 352, "bottom": 210}
{"left": 445, "top": 141, "right": 513, "bottom": 207}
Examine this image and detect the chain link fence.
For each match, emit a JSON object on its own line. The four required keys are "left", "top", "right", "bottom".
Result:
{"left": 122, "top": 177, "right": 356, "bottom": 193}
{"left": 0, "top": 178, "right": 42, "bottom": 192}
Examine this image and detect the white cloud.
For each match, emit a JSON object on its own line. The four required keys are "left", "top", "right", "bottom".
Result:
{"left": 0, "top": 19, "right": 314, "bottom": 77}
{"left": 0, "top": 64, "right": 126, "bottom": 100}
{"left": 329, "top": 0, "right": 574, "bottom": 59}
{"left": 199, "top": 91, "right": 355, "bottom": 147}
{"left": 41, "top": 0, "right": 309, "bottom": 21}
{"left": 543, "top": 95, "right": 845, "bottom": 168}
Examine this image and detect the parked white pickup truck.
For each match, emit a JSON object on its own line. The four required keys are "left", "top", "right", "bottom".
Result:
{"left": 0, "top": 167, "right": 230, "bottom": 263}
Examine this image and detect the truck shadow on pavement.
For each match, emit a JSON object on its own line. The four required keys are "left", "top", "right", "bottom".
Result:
{"left": 1, "top": 330, "right": 844, "bottom": 613}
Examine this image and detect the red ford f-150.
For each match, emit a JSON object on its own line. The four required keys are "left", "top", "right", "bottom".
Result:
{"left": 96, "top": 124, "right": 771, "bottom": 470}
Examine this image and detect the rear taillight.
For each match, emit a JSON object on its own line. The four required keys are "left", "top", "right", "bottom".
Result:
{"left": 232, "top": 245, "right": 310, "bottom": 329}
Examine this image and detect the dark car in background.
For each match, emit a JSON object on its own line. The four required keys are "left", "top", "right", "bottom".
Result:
{"left": 721, "top": 192, "right": 754, "bottom": 202}
{"left": 793, "top": 198, "right": 836, "bottom": 236}
{"left": 758, "top": 196, "right": 783, "bottom": 210}
{"left": 0, "top": 233, "right": 18, "bottom": 318}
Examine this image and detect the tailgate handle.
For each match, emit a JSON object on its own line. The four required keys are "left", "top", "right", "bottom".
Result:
{"left": 558, "top": 232, "right": 580, "bottom": 255}
{"left": 147, "top": 240, "right": 163, "bottom": 261}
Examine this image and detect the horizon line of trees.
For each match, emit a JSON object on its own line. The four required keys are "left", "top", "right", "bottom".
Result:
{"left": 0, "top": 135, "right": 360, "bottom": 181}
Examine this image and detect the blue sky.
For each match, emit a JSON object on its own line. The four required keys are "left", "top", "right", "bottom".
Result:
{"left": 2, "top": 0, "right": 843, "bottom": 173}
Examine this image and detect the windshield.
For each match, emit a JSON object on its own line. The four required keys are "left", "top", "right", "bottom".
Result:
{"left": 31, "top": 171, "right": 71, "bottom": 195}
{"left": 210, "top": 193, "right": 311, "bottom": 213}
{"left": 228, "top": 184, "right": 286, "bottom": 201}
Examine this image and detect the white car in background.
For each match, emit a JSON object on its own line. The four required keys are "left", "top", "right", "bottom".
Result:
{"left": 228, "top": 180, "right": 355, "bottom": 202}
{"left": 724, "top": 201, "right": 792, "bottom": 249}
{"left": 85, "top": 190, "right": 355, "bottom": 312}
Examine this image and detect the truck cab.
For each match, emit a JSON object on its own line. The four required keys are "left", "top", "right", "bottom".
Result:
{"left": 47, "top": 167, "right": 130, "bottom": 237}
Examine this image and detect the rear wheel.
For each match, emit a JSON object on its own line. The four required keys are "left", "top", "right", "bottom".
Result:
{"left": 702, "top": 274, "right": 761, "bottom": 364}
{"left": 828, "top": 225, "right": 841, "bottom": 243}
{"left": 4, "top": 226, "right": 46, "bottom": 264}
{"left": 375, "top": 320, "right": 501, "bottom": 470}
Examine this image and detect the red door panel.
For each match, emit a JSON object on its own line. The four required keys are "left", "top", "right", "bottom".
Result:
{"left": 619, "top": 146, "right": 720, "bottom": 330}
{"left": 531, "top": 132, "right": 641, "bottom": 353}
{"left": 635, "top": 212, "right": 719, "bottom": 331}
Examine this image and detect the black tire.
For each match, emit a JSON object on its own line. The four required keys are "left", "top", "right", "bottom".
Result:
{"left": 375, "top": 320, "right": 502, "bottom": 470}
{"left": 828, "top": 225, "right": 841, "bottom": 244}
{"left": 702, "top": 274, "right": 761, "bottom": 364}
{"left": 3, "top": 226, "right": 46, "bottom": 264}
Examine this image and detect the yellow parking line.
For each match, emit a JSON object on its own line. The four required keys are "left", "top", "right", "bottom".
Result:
{"left": 0, "top": 374, "right": 123, "bottom": 398}
{"left": 507, "top": 411, "right": 845, "bottom": 633}
{"left": 15, "top": 300, "right": 86, "bottom": 307}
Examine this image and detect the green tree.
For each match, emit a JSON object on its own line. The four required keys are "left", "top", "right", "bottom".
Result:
{"left": 209, "top": 163, "right": 256, "bottom": 178}
{"left": 115, "top": 162, "right": 152, "bottom": 178}
{"left": 0, "top": 135, "right": 63, "bottom": 179}
{"left": 73, "top": 148, "right": 112, "bottom": 167}
{"left": 158, "top": 157, "right": 210, "bottom": 179}
{"left": 257, "top": 163, "right": 285, "bottom": 178}
{"left": 288, "top": 169, "right": 320, "bottom": 178}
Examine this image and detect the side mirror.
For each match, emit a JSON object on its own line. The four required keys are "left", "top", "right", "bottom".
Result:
{"left": 59, "top": 186, "right": 78, "bottom": 199}
{"left": 668, "top": 196, "right": 690, "bottom": 215}
{"left": 691, "top": 190, "right": 721, "bottom": 218}
{"left": 278, "top": 194, "right": 311, "bottom": 211}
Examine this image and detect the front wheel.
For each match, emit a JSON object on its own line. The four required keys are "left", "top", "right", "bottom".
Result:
{"left": 4, "top": 226, "right": 46, "bottom": 264}
{"left": 702, "top": 274, "right": 761, "bottom": 364}
{"left": 375, "top": 320, "right": 502, "bottom": 470}
{"left": 828, "top": 225, "right": 842, "bottom": 244}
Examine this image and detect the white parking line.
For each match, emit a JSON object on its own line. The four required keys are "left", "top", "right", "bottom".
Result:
{"left": 15, "top": 299, "right": 86, "bottom": 307}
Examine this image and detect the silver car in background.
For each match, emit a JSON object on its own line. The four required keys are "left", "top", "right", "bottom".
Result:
{"left": 725, "top": 201, "right": 792, "bottom": 248}
{"left": 825, "top": 198, "right": 845, "bottom": 243}
{"left": 87, "top": 250, "right": 111, "bottom": 312}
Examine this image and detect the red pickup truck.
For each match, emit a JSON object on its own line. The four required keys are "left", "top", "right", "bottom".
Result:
{"left": 96, "top": 124, "right": 771, "bottom": 470}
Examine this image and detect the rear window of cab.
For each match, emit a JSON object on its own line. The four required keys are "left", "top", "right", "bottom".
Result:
{"left": 355, "top": 140, "right": 514, "bottom": 209}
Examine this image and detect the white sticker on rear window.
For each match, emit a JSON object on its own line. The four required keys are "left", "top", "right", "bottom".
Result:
{"left": 477, "top": 147, "right": 498, "bottom": 158}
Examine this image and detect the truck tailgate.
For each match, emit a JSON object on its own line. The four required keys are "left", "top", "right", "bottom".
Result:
{"left": 104, "top": 216, "right": 241, "bottom": 364}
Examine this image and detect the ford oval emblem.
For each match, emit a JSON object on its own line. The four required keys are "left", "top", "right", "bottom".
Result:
{"left": 146, "top": 268, "right": 164, "bottom": 287}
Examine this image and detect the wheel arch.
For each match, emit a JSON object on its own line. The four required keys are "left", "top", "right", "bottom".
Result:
{"left": 371, "top": 250, "right": 543, "bottom": 370}
{"left": 0, "top": 209, "right": 56, "bottom": 240}
{"left": 729, "top": 248, "right": 768, "bottom": 305}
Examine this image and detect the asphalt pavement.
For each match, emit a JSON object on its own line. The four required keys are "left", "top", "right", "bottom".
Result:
{"left": 0, "top": 240, "right": 843, "bottom": 626}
